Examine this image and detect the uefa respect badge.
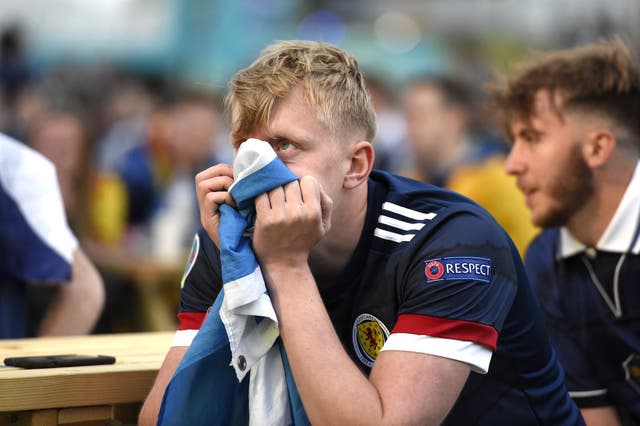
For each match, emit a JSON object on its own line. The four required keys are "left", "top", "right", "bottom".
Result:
{"left": 424, "top": 256, "right": 492, "bottom": 284}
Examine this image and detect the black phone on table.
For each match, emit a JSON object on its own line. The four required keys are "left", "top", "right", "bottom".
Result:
{"left": 3, "top": 354, "right": 116, "bottom": 369}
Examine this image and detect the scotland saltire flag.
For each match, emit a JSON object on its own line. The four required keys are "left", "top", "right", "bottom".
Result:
{"left": 158, "top": 139, "right": 310, "bottom": 425}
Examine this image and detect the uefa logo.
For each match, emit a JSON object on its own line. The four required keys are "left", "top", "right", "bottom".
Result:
{"left": 424, "top": 259, "right": 444, "bottom": 281}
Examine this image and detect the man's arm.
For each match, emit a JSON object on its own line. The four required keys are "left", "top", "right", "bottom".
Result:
{"left": 254, "top": 178, "right": 471, "bottom": 424}
{"left": 266, "top": 261, "right": 470, "bottom": 425}
{"left": 38, "top": 248, "right": 105, "bottom": 336}
{"left": 139, "top": 346, "right": 188, "bottom": 426}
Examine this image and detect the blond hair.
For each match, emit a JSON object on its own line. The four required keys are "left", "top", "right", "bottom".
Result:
{"left": 226, "top": 40, "right": 376, "bottom": 143}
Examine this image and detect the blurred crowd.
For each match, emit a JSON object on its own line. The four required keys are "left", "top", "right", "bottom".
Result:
{"left": 1, "top": 25, "right": 231, "bottom": 334}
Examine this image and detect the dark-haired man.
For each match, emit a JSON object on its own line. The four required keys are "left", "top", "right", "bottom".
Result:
{"left": 492, "top": 38, "right": 640, "bottom": 425}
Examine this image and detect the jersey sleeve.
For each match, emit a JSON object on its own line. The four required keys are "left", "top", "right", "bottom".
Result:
{"left": 0, "top": 135, "right": 78, "bottom": 284}
{"left": 381, "top": 210, "right": 518, "bottom": 374}
{"left": 524, "top": 236, "right": 611, "bottom": 408}
{"left": 173, "top": 227, "right": 222, "bottom": 346}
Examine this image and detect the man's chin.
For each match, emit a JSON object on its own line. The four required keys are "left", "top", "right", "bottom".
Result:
{"left": 532, "top": 210, "right": 568, "bottom": 229}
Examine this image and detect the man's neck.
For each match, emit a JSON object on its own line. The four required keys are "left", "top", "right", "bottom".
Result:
{"left": 566, "top": 160, "right": 636, "bottom": 247}
{"left": 308, "top": 185, "right": 369, "bottom": 288}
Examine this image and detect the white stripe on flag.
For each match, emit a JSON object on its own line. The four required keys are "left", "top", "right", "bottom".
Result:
{"left": 230, "top": 139, "right": 277, "bottom": 188}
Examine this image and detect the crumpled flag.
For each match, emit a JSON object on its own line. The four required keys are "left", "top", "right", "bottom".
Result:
{"left": 158, "top": 139, "right": 310, "bottom": 426}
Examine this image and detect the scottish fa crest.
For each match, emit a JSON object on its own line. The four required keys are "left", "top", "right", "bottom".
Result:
{"left": 352, "top": 313, "right": 390, "bottom": 367}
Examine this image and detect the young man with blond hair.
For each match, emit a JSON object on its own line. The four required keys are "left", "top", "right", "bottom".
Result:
{"left": 141, "top": 40, "right": 582, "bottom": 425}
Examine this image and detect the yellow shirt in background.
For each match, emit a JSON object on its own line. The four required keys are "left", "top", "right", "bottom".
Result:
{"left": 447, "top": 155, "right": 539, "bottom": 257}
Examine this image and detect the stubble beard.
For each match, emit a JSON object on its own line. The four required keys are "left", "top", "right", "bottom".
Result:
{"left": 536, "top": 143, "right": 594, "bottom": 228}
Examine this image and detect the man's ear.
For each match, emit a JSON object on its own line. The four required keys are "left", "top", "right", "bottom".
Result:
{"left": 344, "top": 141, "right": 374, "bottom": 189}
{"left": 583, "top": 130, "right": 615, "bottom": 168}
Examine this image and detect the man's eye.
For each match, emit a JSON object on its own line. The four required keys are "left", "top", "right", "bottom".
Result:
{"left": 520, "top": 132, "right": 540, "bottom": 144}
{"left": 277, "top": 141, "right": 293, "bottom": 152}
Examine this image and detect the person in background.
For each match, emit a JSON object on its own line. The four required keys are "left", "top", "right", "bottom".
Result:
{"left": 0, "top": 132, "right": 104, "bottom": 339}
{"left": 89, "top": 81, "right": 165, "bottom": 250}
{"left": 85, "top": 88, "right": 223, "bottom": 333}
{"left": 365, "top": 74, "right": 410, "bottom": 173}
{"left": 491, "top": 38, "right": 640, "bottom": 425}
{"left": 147, "top": 89, "right": 224, "bottom": 264}
{"left": 0, "top": 24, "right": 33, "bottom": 140}
{"left": 26, "top": 109, "right": 101, "bottom": 335}
{"left": 89, "top": 88, "right": 222, "bottom": 264}
{"left": 28, "top": 109, "right": 89, "bottom": 233}
{"left": 140, "top": 40, "right": 582, "bottom": 425}
{"left": 402, "top": 74, "right": 538, "bottom": 255}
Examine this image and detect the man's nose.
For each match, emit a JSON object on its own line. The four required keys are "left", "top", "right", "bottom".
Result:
{"left": 504, "top": 142, "right": 525, "bottom": 176}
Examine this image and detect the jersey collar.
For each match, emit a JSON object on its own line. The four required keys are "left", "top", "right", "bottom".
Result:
{"left": 559, "top": 160, "right": 640, "bottom": 258}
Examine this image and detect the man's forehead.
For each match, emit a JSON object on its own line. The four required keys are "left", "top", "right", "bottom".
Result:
{"left": 532, "top": 89, "right": 563, "bottom": 115}
{"left": 510, "top": 89, "right": 562, "bottom": 130}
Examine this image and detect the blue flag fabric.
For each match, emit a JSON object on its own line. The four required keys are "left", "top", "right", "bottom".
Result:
{"left": 158, "top": 139, "right": 310, "bottom": 426}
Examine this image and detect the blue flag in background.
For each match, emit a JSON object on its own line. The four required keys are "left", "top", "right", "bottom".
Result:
{"left": 159, "top": 139, "right": 310, "bottom": 426}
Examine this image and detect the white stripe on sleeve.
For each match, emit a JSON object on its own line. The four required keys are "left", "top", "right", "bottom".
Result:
{"left": 381, "top": 332, "right": 493, "bottom": 374}
{"left": 171, "top": 329, "right": 199, "bottom": 347}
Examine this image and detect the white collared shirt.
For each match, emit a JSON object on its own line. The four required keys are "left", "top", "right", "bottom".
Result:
{"left": 559, "top": 160, "right": 640, "bottom": 258}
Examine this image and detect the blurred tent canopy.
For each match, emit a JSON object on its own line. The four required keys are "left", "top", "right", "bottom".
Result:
{"left": 0, "top": 0, "right": 637, "bottom": 91}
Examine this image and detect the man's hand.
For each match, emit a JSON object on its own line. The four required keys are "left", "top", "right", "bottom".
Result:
{"left": 195, "top": 164, "right": 235, "bottom": 247}
{"left": 252, "top": 176, "right": 332, "bottom": 268}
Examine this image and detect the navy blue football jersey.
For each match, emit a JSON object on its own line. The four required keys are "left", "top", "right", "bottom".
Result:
{"left": 176, "top": 170, "right": 583, "bottom": 425}
{"left": 526, "top": 226, "right": 640, "bottom": 422}
{"left": 524, "top": 162, "right": 640, "bottom": 423}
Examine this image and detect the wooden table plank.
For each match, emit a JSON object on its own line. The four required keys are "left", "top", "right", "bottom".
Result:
{"left": 58, "top": 405, "right": 113, "bottom": 424}
{"left": 0, "top": 332, "right": 173, "bottom": 412}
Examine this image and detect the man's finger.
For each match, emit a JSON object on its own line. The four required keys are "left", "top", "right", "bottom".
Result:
{"left": 202, "top": 192, "right": 229, "bottom": 217}
{"left": 255, "top": 192, "right": 270, "bottom": 214}
{"left": 195, "top": 164, "right": 233, "bottom": 183}
{"left": 267, "top": 186, "right": 286, "bottom": 212}
{"left": 299, "top": 176, "right": 320, "bottom": 205}
{"left": 196, "top": 175, "right": 234, "bottom": 198}
{"left": 284, "top": 180, "right": 303, "bottom": 205}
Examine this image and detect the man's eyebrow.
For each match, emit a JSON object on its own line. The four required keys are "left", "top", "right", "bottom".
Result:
{"left": 517, "top": 127, "right": 544, "bottom": 139}
{"left": 267, "top": 133, "right": 305, "bottom": 146}
{"left": 269, "top": 135, "right": 294, "bottom": 144}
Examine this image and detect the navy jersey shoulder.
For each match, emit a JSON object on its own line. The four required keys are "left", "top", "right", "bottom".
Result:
{"left": 358, "top": 171, "right": 518, "bottom": 331}
{"left": 525, "top": 228, "right": 560, "bottom": 278}
{"left": 524, "top": 228, "right": 563, "bottom": 313}
{"left": 525, "top": 227, "right": 640, "bottom": 419}
{"left": 332, "top": 170, "right": 582, "bottom": 425}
